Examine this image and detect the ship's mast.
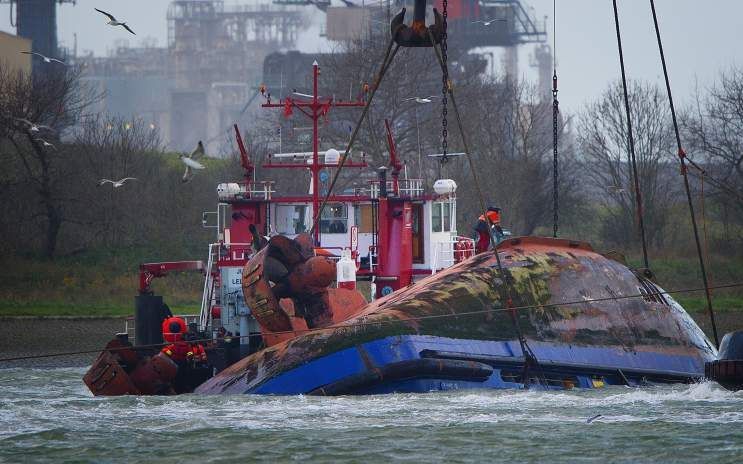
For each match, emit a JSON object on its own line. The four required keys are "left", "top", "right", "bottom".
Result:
{"left": 262, "top": 61, "right": 366, "bottom": 245}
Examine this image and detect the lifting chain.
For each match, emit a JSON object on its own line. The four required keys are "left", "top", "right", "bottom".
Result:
{"left": 552, "top": 0, "right": 559, "bottom": 238}
{"left": 440, "top": 0, "right": 449, "bottom": 165}
{"left": 552, "top": 71, "right": 559, "bottom": 238}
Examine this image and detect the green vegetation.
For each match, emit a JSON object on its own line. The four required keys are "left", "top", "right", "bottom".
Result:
{"left": 675, "top": 296, "right": 743, "bottom": 313}
{"left": 1, "top": 247, "right": 740, "bottom": 317}
{"left": 0, "top": 247, "right": 205, "bottom": 317}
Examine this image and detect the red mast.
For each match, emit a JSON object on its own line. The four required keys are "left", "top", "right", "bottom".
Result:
{"left": 262, "top": 61, "right": 366, "bottom": 245}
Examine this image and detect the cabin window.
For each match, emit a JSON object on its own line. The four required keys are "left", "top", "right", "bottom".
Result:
{"left": 443, "top": 202, "right": 451, "bottom": 231}
{"left": 320, "top": 203, "right": 347, "bottom": 234}
{"left": 354, "top": 204, "right": 374, "bottom": 233}
{"left": 275, "top": 205, "right": 307, "bottom": 235}
{"left": 431, "top": 202, "right": 452, "bottom": 233}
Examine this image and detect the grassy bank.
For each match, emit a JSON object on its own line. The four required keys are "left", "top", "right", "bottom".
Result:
{"left": 0, "top": 246, "right": 204, "bottom": 317}
{"left": 1, "top": 248, "right": 741, "bottom": 317}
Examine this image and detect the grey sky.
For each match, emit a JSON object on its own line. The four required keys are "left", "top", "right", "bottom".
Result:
{"left": 1, "top": 0, "right": 742, "bottom": 113}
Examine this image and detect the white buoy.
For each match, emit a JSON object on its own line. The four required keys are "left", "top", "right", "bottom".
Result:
{"left": 336, "top": 248, "right": 356, "bottom": 290}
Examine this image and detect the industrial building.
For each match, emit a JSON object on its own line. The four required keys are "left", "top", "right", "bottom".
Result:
{"left": 1, "top": 0, "right": 550, "bottom": 153}
{"left": 0, "top": 30, "right": 31, "bottom": 74}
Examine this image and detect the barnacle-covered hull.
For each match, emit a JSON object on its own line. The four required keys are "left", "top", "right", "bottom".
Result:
{"left": 196, "top": 237, "right": 716, "bottom": 394}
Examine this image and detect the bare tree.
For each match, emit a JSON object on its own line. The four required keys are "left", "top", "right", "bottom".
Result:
{"left": 0, "top": 64, "right": 99, "bottom": 258}
{"left": 578, "top": 80, "right": 677, "bottom": 248}
{"left": 683, "top": 68, "right": 743, "bottom": 246}
{"left": 66, "top": 115, "right": 162, "bottom": 250}
{"left": 447, "top": 76, "right": 581, "bottom": 236}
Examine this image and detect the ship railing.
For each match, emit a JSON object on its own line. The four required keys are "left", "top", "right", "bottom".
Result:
{"left": 218, "top": 181, "right": 275, "bottom": 201}
{"left": 199, "top": 242, "right": 254, "bottom": 331}
{"left": 368, "top": 178, "right": 424, "bottom": 198}
{"left": 368, "top": 245, "right": 378, "bottom": 272}
{"left": 431, "top": 235, "right": 476, "bottom": 274}
{"left": 245, "top": 181, "right": 275, "bottom": 200}
{"left": 199, "top": 243, "right": 220, "bottom": 331}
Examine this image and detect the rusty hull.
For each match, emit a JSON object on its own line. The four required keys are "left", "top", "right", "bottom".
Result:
{"left": 196, "top": 237, "right": 716, "bottom": 394}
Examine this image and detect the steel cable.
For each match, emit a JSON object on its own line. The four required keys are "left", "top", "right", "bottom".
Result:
{"left": 427, "top": 27, "right": 544, "bottom": 387}
{"left": 308, "top": 32, "right": 402, "bottom": 240}
{"left": 612, "top": 0, "right": 650, "bottom": 272}
{"left": 648, "top": 0, "right": 719, "bottom": 347}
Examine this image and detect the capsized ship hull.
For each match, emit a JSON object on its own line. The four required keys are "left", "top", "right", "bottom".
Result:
{"left": 196, "top": 237, "right": 716, "bottom": 394}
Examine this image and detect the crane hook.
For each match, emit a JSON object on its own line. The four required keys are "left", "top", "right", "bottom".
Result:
{"left": 390, "top": 0, "right": 443, "bottom": 47}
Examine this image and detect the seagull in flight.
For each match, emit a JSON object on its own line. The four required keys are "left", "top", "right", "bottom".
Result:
{"left": 472, "top": 18, "right": 507, "bottom": 26}
{"left": 20, "top": 51, "right": 66, "bottom": 65}
{"left": 180, "top": 141, "right": 206, "bottom": 183}
{"left": 14, "top": 117, "right": 53, "bottom": 133}
{"left": 402, "top": 95, "right": 441, "bottom": 104}
{"left": 95, "top": 8, "right": 136, "bottom": 35}
{"left": 97, "top": 177, "right": 137, "bottom": 188}
{"left": 36, "top": 138, "right": 56, "bottom": 150}
{"left": 292, "top": 90, "right": 315, "bottom": 99}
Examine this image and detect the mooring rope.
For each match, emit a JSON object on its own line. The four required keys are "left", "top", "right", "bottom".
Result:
{"left": 1, "top": 281, "right": 741, "bottom": 364}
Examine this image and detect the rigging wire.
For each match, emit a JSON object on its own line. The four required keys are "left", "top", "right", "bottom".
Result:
{"left": 552, "top": 0, "right": 559, "bottom": 238}
{"left": 2, "top": 281, "right": 740, "bottom": 364}
{"left": 427, "top": 27, "right": 545, "bottom": 388}
{"left": 309, "top": 32, "right": 402, "bottom": 239}
{"left": 648, "top": 0, "right": 719, "bottom": 348}
{"left": 611, "top": 0, "right": 650, "bottom": 273}
{"left": 685, "top": 157, "right": 743, "bottom": 205}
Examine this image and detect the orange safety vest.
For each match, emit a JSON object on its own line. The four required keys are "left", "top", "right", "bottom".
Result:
{"left": 478, "top": 210, "right": 501, "bottom": 225}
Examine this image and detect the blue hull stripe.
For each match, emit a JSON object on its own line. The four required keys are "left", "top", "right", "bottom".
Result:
{"left": 251, "top": 335, "right": 708, "bottom": 394}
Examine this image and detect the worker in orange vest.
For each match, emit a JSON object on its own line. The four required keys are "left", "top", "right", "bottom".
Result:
{"left": 161, "top": 317, "right": 207, "bottom": 364}
{"left": 474, "top": 206, "right": 503, "bottom": 253}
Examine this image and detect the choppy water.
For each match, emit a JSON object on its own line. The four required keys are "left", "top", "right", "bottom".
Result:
{"left": 0, "top": 368, "right": 742, "bottom": 463}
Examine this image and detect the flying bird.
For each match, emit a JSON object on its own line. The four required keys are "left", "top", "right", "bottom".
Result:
{"left": 180, "top": 141, "right": 206, "bottom": 183}
{"left": 292, "top": 90, "right": 316, "bottom": 99}
{"left": 13, "top": 117, "right": 53, "bottom": 133}
{"left": 472, "top": 18, "right": 507, "bottom": 26}
{"left": 586, "top": 414, "right": 604, "bottom": 424}
{"left": 94, "top": 8, "right": 136, "bottom": 35}
{"left": 97, "top": 177, "right": 137, "bottom": 188}
{"left": 36, "top": 138, "right": 56, "bottom": 150}
{"left": 402, "top": 96, "right": 441, "bottom": 104}
{"left": 20, "top": 51, "right": 66, "bottom": 65}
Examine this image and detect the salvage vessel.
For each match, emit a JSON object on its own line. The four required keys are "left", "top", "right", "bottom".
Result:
{"left": 84, "top": 60, "right": 717, "bottom": 396}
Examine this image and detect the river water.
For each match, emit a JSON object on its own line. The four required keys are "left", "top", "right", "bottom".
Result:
{"left": 0, "top": 368, "right": 741, "bottom": 463}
